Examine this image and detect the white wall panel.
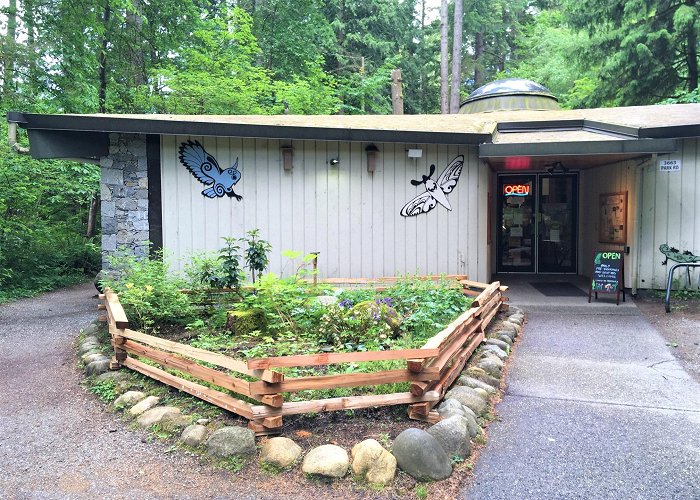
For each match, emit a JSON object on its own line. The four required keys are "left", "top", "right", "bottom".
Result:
{"left": 161, "top": 137, "right": 488, "bottom": 281}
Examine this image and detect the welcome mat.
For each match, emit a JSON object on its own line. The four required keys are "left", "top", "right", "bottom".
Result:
{"left": 530, "top": 282, "right": 587, "bottom": 297}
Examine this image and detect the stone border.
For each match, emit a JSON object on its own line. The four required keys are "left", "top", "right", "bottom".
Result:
{"left": 77, "top": 306, "right": 525, "bottom": 487}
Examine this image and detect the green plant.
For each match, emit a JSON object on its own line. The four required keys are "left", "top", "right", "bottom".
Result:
{"left": 217, "top": 237, "right": 245, "bottom": 290}
{"left": 243, "top": 229, "right": 272, "bottom": 282}
{"left": 89, "top": 379, "right": 118, "bottom": 403}
{"left": 415, "top": 484, "right": 429, "bottom": 499}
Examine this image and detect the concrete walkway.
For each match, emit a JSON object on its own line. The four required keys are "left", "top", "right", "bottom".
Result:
{"left": 462, "top": 278, "right": 700, "bottom": 499}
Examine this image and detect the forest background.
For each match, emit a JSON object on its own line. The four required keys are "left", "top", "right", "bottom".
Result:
{"left": 1, "top": 0, "right": 698, "bottom": 300}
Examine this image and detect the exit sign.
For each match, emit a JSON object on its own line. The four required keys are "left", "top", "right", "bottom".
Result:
{"left": 659, "top": 159, "right": 681, "bottom": 172}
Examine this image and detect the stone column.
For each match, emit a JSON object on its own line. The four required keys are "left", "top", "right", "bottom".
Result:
{"left": 100, "top": 133, "right": 149, "bottom": 270}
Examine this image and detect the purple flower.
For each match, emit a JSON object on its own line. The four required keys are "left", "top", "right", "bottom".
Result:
{"left": 339, "top": 299, "right": 353, "bottom": 309}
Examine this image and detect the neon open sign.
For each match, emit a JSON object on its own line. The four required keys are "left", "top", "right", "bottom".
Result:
{"left": 503, "top": 183, "right": 531, "bottom": 196}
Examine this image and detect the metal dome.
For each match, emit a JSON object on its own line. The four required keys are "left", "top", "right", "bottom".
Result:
{"left": 459, "top": 78, "right": 560, "bottom": 114}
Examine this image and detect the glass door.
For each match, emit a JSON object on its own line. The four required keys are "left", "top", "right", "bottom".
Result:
{"left": 538, "top": 175, "right": 577, "bottom": 273}
{"left": 498, "top": 175, "right": 536, "bottom": 272}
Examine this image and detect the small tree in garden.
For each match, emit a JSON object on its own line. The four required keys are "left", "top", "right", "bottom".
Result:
{"left": 217, "top": 237, "right": 245, "bottom": 290}
{"left": 243, "top": 229, "right": 272, "bottom": 282}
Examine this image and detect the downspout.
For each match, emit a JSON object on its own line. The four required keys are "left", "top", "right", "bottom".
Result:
{"left": 7, "top": 120, "right": 29, "bottom": 154}
{"left": 632, "top": 155, "right": 652, "bottom": 294}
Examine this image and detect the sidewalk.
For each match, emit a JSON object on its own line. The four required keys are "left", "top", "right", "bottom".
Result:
{"left": 461, "top": 278, "right": 700, "bottom": 499}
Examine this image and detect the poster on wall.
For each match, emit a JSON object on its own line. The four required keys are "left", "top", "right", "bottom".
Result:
{"left": 598, "top": 192, "right": 627, "bottom": 244}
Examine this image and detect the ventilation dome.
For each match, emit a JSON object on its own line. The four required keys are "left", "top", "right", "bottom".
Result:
{"left": 459, "top": 78, "right": 560, "bottom": 114}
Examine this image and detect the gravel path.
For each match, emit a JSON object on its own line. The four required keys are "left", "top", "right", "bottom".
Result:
{"left": 0, "top": 283, "right": 299, "bottom": 500}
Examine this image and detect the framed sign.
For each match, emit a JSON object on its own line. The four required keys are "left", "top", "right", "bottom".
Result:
{"left": 599, "top": 192, "right": 627, "bottom": 244}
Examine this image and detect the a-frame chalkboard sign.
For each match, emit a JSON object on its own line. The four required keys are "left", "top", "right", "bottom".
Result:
{"left": 589, "top": 250, "right": 626, "bottom": 305}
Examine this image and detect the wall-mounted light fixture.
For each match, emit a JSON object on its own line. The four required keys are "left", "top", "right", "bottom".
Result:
{"left": 365, "top": 144, "right": 380, "bottom": 173}
{"left": 281, "top": 145, "right": 294, "bottom": 171}
{"left": 329, "top": 158, "right": 340, "bottom": 167}
{"left": 407, "top": 148, "right": 423, "bottom": 158}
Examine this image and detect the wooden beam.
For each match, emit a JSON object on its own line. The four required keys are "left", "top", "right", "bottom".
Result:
{"left": 119, "top": 339, "right": 255, "bottom": 398}
{"left": 408, "top": 408, "right": 442, "bottom": 424}
{"left": 430, "top": 331, "right": 485, "bottom": 398}
{"left": 262, "top": 416, "right": 283, "bottom": 429}
{"left": 118, "top": 328, "right": 282, "bottom": 382}
{"left": 471, "top": 281, "right": 500, "bottom": 308}
{"left": 247, "top": 347, "right": 439, "bottom": 370}
{"left": 261, "top": 394, "right": 284, "bottom": 408}
{"left": 122, "top": 357, "right": 254, "bottom": 419}
{"left": 104, "top": 288, "right": 129, "bottom": 329}
{"left": 250, "top": 390, "right": 441, "bottom": 418}
{"left": 314, "top": 275, "right": 468, "bottom": 285}
{"left": 407, "top": 318, "right": 481, "bottom": 373}
{"left": 249, "top": 369, "right": 437, "bottom": 395}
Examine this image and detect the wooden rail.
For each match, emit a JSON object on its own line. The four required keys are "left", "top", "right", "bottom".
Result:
{"left": 101, "top": 275, "right": 507, "bottom": 435}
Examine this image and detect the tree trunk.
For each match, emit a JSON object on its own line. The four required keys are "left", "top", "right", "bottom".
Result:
{"left": 419, "top": 0, "right": 425, "bottom": 113}
{"left": 474, "top": 31, "right": 485, "bottom": 88}
{"left": 439, "top": 0, "right": 449, "bottom": 114}
{"left": 391, "top": 69, "right": 404, "bottom": 114}
{"left": 98, "top": 1, "right": 111, "bottom": 113}
{"left": 126, "top": 0, "right": 147, "bottom": 88}
{"left": 686, "top": 0, "right": 698, "bottom": 91}
{"left": 3, "top": 0, "right": 18, "bottom": 101}
{"left": 86, "top": 194, "right": 99, "bottom": 238}
{"left": 449, "top": 0, "right": 463, "bottom": 113}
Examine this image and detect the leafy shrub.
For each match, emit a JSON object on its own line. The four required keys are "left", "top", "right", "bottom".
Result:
{"left": 243, "top": 229, "right": 272, "bottom": 282}
{"left": 101, "top": 250, "right": 196, "bottom": 332}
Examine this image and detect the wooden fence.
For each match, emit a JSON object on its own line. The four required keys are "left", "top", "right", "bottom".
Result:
{"left": 100, "top": 275, "right": 508, "bottom": 435}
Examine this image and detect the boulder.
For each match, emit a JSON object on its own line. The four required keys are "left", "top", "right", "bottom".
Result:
{"left": 302, "top": 444, "right": 349, "bottom": 479}
{"left": 85, "top": 359, "right": 110, "bottom": 376}
{"left": 392, "top": 428, "right": 452, "bottom": 481}
{"left": 455, "top": 376, "right": 497, "bottom": 394}
{"left": 226, "top": 310, "right": 264, "bottom": 336}
{"left": 114, "top": 391, "right": 146, "bottom": 407}
{"left": 444, "top": 386, "right": 487, "bottom": 416}
{"left": 482, "top": 344, "right": 508, "bottom": 360}
{"left": 477, "top": 357, "right": 503, "bottom": 378}
{"left": 260, "top": 437, "right": 302, "bottom": 469}
{"left": 180, "top": 424, "right": 209, "bottom": 447}
{"left": 78, "top": 342, "right": 101, "bottom": 355}
{"left": 82, "top": 323, "right": 99, "bottom": 335}
{"left": 436, "top": 398, "right": 467, "bottom": 419}
{"left": 206, "top": 426, "right": 256, "bottom": 458}
{"left": 508, "top": 314, "right": 524, "bottom": 326}
{"left": 427, "top": 416, "right": 471, "bottom": 459}
{"left": 472, "top": 387, "right": 490, "bottom": 400}
{"left": 498, "top": 334, "right": 514, "bottom": 345}
{"left": 97, "top": 371, "right": 129, "bottom": 383}
{"left": 483, "top": 338, "right": 510, "bottom": 352}
{"left": 351, "top": 439, "right": 397, "bottom": 486}
{"left": 499, "top": 322, "right": 519, "bottom": 336}
{"left": 349, "top": 300, "right": 401, "bottom": 333}
{"left": 463, "top": 367, "right": 500, "bottom": 388}
{"left": 137, "top": 406, "right": 189, "bottom": 429}
{"left": 81, "top": 334, "right": 100, "bottom": 345}
{"left": 129, "top": 395, "right": 160, "bottom": 416}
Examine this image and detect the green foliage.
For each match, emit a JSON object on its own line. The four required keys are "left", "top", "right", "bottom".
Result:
{"left": 101, "top": 250, "right": 196, "bottom": 332}
{"left": 415, "top": 484, "right": 429, "bottom": 499}
{"left": 89, "top": 379, "right": 117, "bottom": 403}
{"left": 243, "top": 229, "right": 272, "bottom": 282}
{"left": 0, "top": 121, "right": 100, "bottom": 301}
{"left": 217, "top": 237, "right": 245, "bottom": 290}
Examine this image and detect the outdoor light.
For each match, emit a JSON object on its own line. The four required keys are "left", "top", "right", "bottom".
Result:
{"left": 365, "top": 144, "right": 380, "bottom": 173}
{"left": 281, "top": 145, "right": 294, "bottom": 171}
{"left": 407, "top": 148, "right": 423, "bottom": 158}
{"left": 329, "top": 158, "right": 340, "bottom": 167}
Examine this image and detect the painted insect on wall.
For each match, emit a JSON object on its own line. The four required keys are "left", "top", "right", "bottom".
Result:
{"left": 178, "top": 140, "right": 242, "bottom": 200}
{"left": 400, "top": 155, "right": 464, "bottom": 217}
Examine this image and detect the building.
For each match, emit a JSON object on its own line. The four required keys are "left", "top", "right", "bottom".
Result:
{"left": 7, "top": 79, "right": 700, "bottom": 291}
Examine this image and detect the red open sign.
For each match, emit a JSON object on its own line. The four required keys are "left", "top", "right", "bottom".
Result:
{"left": 503, "top": 183, "right": 530, "bottom": 196}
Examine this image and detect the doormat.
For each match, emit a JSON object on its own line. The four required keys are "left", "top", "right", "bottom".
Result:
{"left": 530, "top": 282, "right": 587, "bottom": 297}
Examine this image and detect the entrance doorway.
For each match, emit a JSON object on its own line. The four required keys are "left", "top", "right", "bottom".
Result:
{"left": 497, "top": 173, "right": 578, "bottom": 273}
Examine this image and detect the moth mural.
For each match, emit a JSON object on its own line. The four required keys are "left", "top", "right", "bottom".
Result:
{"left": 400, "top": 155, "right": 464, "bottom": 217}
{"left": 178, "top": 140, "right": 242, "bottom": 200}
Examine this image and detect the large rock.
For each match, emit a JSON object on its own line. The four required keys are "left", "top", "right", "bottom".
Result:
{"left": 392, "top": 428, "right": 452, "bottom": 481}
{"left": 206, "top": 426, "right": 256, "bottom": 458}
{"left": 498, "top": 334, "right": 514, "bottom": 345}
{"left": 464, "top": 366, "right": 500, "bottom": 388}
{"left": 97, "top": 371, "right": 129, "bottom": 383}
{"left": 82, "top": 352, "right": 108, "bottom": 364}
{"left": 444, "top": 386, "right": 487, "bottom": 416}
{"left": 508, "top": 314, "right": 524, "bottom": 326}
{"left": 477, "top": 357, "right": 503, "bottom": 378}
{"left": 129, "top": 395, "right": 160, "bottom": 416}
{"left": 85, "top": 359, "right": 110, "bottom": 376}
{"left": 499, "top": 322, "right": 519, "bottom": 336}
{"left": 435, "top": 399, "right": 481, "bottom": 437}
{"left": 456, "top": 376, "right": 497, "bottom": 394}
{"left": 137, "top": 406, "right": 188, "bottom": 429}
{"left": 351, "top": 439, "right": 397, "bottom": 486}
{"left": 302, "top": 444, "right": 349, "bottom": 479}
{"left": 260, "top": 437, "right": 302, "bottom": 469}
{"left": 78, "top": 342, "right": 102, "bottom": 355}
{"left": 484, "top": 338, "right": 510, "bottom": 352}
{"left": 180, "top": 424, "right": 208, "bottom": 447}
{"left": 427, "top": 416, "right": 471, "bottom": 459}
{"left": 482, "top": 344, "right": 508, "bottom": 360}
{"left": 114, "top": 391, "right": 146, "bottom": 407}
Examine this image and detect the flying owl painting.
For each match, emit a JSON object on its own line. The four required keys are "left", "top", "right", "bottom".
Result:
{"left": 178, "top": 140, "right": 242, "bottom": 200}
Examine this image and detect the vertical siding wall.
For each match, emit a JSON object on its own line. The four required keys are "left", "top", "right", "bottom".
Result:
{"left": 160, "top": 136, "right": 491, "bottom": 281}
{"left": 580, "top": 138, "right": 700, "bottom": 289}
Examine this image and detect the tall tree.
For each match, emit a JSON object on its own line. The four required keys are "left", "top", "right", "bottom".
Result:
{"left": 2, "top": 0, "right": 18, "bottom": 102}
{"left": 450, "top": 0, "right": 463, "bottom": 112}
{"left": 440, "top": 0, "right": 449, "bottom": 113}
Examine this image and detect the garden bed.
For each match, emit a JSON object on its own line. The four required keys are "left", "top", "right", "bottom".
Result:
{"left": 102, "top": 274, "right": 506, "bottom": 435}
